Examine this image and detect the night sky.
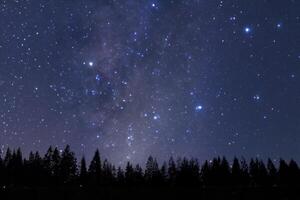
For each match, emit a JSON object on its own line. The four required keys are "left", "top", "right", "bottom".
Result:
{"left": 0, "top": 0, "right": 299, "bottom": 165}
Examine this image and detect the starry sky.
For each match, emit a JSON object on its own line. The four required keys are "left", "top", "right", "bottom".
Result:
{"left": 0, "top": 0, "right": 299, "bottom": 165}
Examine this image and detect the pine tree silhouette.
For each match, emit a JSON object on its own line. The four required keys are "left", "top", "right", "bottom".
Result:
{"left": 231, "top": 157, "right": 241, "bottom": 186}
{"left": 168, "top": 157, "right": 177, "bottom": 185}
{"left": 125, "top": 162, "right": 134, "bottom": 185}
{"left": 145, "top": 156, "right": 160, "bottom": 185}
{"left": 102, "top": 159, "right": 115, "bottom": 185}
{"left": 116, "top": 166, "right": 125, "bottom": 185}
{"left": 288, "top": 159, "right": 300, "bottom": 186}
{"left": 89, "top": 149, "right": 102, "bottom": 185}
{"left": 278, "top": 159, "right": 289, "bottom": 186}
{"left": 0, "top": 145, "right": 299, "bottom": 200}
{"left": 60, "top": 145, "right": 77, "bottom": 184}
{"left": 267, "top": 159, "right": 277, "bottom": 186}
{"left": 79, "top": 157, "right": 88, "bottom": 186}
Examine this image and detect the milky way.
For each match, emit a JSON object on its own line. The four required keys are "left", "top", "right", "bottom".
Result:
{"left": 0, "top": 0, "right": 299, "bottom": 165}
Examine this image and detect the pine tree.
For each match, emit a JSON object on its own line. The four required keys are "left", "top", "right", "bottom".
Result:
{"left": 79, "top": 157, "right": 87, "bottom": 186}
{"left": 278, "top": 159, "right": 289, "bottom": 186}
{"left": 145, "top": 156, "right": 160, "bottom": 185}
{"left": 10, "top": 148, "right": 23, "bottom": 185}
{"left": 43, "top": 146, "right": 53, "bottom": 173}
{"left": 160, "top": 162, "right": 168, "bottom": 185}
{"left": 4, "top": 148, "right": 12, "bottom": 167}
{"left": 231, "top": 157, "right": 241, "bottom": 186}
{"left": 89, "top": 149, "right": 102, "bottom": 185}
{"left": 200, "top": 160, "right": 210, "bottom": 186}
{"left": 125, "top": 162, "right": 134, "bottom": 185}
{"left": 240, "top": 157, "right": 250, "bottom": 186}
{"left": 117, "top": 167, "right": 125, "bottom": 185}
{"left": 52, "top": 147, "right": 61, "bottom": 184}
{"left": 288, "top": 159, "right": 300, "bottom": 186}
{"left": 60, "top": 145, "right": 77, "bottom": 184}
{"left": 102, "top": 159, "right": 115, "bottom": 185}
{"left": 267, "top": 159, "right": 277, "bottom": 186}
{"left": 43, "top": 147, "right": 61, "bottom": 185}
{"left": 168, "top": 157, "right": 177, "bottom": 184}
{"left": 134, "top": 164, "right": 144, "bottom": 185}
{"left": 220, "top": 157, "right": 230, "bottom": 185}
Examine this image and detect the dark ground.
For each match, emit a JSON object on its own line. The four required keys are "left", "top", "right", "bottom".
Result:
{"left": 0, "top": 186, "right": 299, "bottom": 200}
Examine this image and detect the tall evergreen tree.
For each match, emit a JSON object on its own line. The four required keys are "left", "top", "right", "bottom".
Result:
{"left": 79, "top": 157, "right": 87, "bottom": 186}
{"left": 145, "top": 156, "right": 160, "bottom": 185}
{"left": 231, "top": 157, "right": 241, "bottom": 186}
{"left": 125, "top": 162, "right": 134, "bottom": 185}
{"left": 200, "top": 160, "right": 210, "bottom": 186}
{"left": 89, "top": 149, "right": 102, "bottom": 185}
{"left": 60, "top": 145, "right": 77, "bottom": 184}
{"left": 267, "top": 159, "right": 277, "bottom": 186}
{"left": 220, "top": 157, "right": 230, "bottom": 185}
{"left": 168, "top": 157, "right": 177, "bottom": 184}
{"left": 288, "top": 159, "right": 300, "bottom": 186}
{"left": 160, "top": 162, "right": 168, "bottom": 185}
{"left": 52, "top": 147, "right": 62, "bottom": 184}
{"left": 3, "top": 148, "right": 12, "bottom": 185}
{"left": 133, "top": 164, "right": 144, "bottom": 185}
{"left": 116, "top": 166, "right": 125, "bottom": 185}
{"left": 240, "top": 157, "right": 250, "bottom": 186}
{"left": 278, "top": 159, "right": 289, "bottom": 186}
{"left": 43, "top": 146, "right": 53, "bottom": 174}
{"left": 102, "top": 159, "right": 115, "bottom": 185}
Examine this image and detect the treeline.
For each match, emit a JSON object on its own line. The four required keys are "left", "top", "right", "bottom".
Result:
{"left": 0, "top": 145, "right": 299, "bottom": 188}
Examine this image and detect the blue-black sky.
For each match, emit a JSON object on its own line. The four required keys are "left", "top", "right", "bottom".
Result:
{"left": 0, "top": 0, "right": 299, "bottom": 165}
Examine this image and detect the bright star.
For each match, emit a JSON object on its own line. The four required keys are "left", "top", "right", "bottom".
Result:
{"left": 151, "top": 3, "right": 156, "bottom": 7}
{"left": 276, "top": 23, "right": 282, "bottom": 28}
{"left": 88, "top": 62, "right": 94, "bottom": 67}
{"left": 244, "top": 27, "right": 251, "bottom": 33}
{"left": 195, "top": 105, "right": 203, "bottom": 111}
{"left": 153, "top": 114, "right": 160, "bottom": 120}
{"left": 253, "top": 95, "right": 260, "bottom": 100}
{"left": 95, "top": 74, "right": 101, "bottom": 81}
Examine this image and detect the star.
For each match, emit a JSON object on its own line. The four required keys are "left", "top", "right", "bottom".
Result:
{"left": 153, "top": 114, "right": 160, "bottom": 120}
{"left": 244, "top": 27, "right": 251, "bottom": 33}
{"left": 253, "top": 95, "right": 260, "bottom": 101}
{"left": 195, "top": 105, "right": 203, "bottom": 111}
{"left": 88, "top": 62, "right": 94, "bottom": 67}
{"left": 95, "top": 74, "right": 101, "bottom": 81}
{"left": 276, "top": 23, "right": 282, "bottom": 28}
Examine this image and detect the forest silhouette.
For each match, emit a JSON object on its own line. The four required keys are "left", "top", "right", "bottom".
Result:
{"left": 0, "top": 145, "right": 299, "bottom": 199}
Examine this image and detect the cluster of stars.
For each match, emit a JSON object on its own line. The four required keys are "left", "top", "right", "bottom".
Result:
{"left": 0, "top": 0, "right": 299, "bottom": 165}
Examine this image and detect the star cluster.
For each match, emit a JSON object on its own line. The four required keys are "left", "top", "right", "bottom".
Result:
{"left": 0, "top": 0, "right": 299, "bottom": 165}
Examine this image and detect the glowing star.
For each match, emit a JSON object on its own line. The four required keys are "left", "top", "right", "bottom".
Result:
{"left": 95, "top": 74, "right": 101, "bottom": 81}
{"left": 253, "top": 95, "right": 260, "bottom": 100}
{"left": 276, "top": 23, "right": 282, "bottom": 28}
{"left": 195, "top": 105, "right": 203, "bottom": 111}
{"left": 88, "top": 62, "right": 94, "bottom": 67}
{"left": 151, "top": 3, "right": 156, "bottom": 7}
{"left": 153, "top": 114, "right": 160, "bottom": 120}
{"left": 244, "top": 27, "right": 251, "bottom": 33}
